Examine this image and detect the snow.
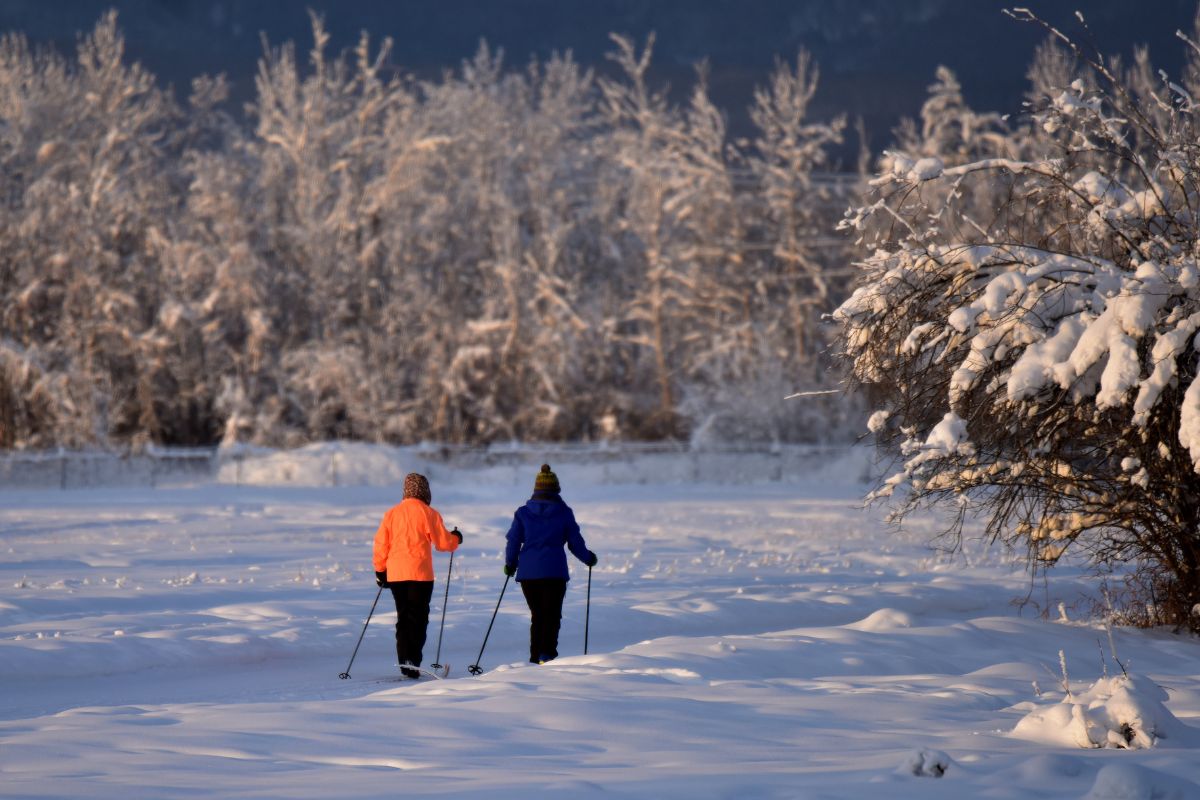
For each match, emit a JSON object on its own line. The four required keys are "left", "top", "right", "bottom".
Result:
{"left": 1132, "top": 313, "right": 1200, "bottom": 427}
{"left": 1083, "top": 763, "right": 1199, "bottom": 800}
{"left": 1013, "top": 675, "right": 1199, "bottom": 750}
{"left": 2, "top": 444, "right": 1200, "bottom": 798}
{"left": 1180, "top": 369, "right": 1200, "bottom": 472}
{"left": 840, "top": 233, "right": 1200, "bottom": 476}
{"left": 899, "top": 747, "right": 953, "bottom": 777}
{"left": 216, "top": 441, "right": 416, "bottom": 487}
{"left": 925, "top": 411, "right": 969, "bottom": 454}
{"left": 1008, "top": 316, "right": 1089, "bottom": 402}
{"left": 909, "top": 156, "right": 945, "bottom": 182}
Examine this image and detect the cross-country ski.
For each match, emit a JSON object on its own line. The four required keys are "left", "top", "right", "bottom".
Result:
{"left": 388, "top": 663, "right": 450, "bottom": 680}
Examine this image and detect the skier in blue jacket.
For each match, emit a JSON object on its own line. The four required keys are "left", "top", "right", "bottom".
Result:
{"left": 505, "top": 464, "right": 597, "bottom": 663}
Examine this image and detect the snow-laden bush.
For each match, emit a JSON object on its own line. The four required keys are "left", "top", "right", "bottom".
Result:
{"left": 1013, "top": 674, "right": 1195, "bottom": 750}
{"left": 834, "top": 10, "right": 1200, "bottom": 629}
{"left": 898, "top": 748, "right": 952, "bottom": 778}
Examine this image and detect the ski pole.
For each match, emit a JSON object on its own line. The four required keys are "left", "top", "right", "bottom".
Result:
{"left": 468, "top": 574, "right": 510, "bottom": 675}
{"left": 429, "top": 548, "right": 455, "bottom": 671}
{"left": 584, "top": 565, "right": 592, "bottom": 655}
{"left": 339, "top": 585, "right": 384, "bottom": 679}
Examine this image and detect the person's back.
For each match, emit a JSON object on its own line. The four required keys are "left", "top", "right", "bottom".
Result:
{"left": 508, "top": 496, "right": 590, "bottom": 581}
{"left": 375, "top": 497, "right": 455, "bottom": 582}
{"left": 505, "top": 465, "right": 596, "bottom": 663}
{"left": 373, "top": 473, "right": 461, "bottom": 678}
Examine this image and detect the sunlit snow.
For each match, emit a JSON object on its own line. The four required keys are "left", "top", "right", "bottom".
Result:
{"left": 2, "top": 446, "right": 1199, "bottom": 798}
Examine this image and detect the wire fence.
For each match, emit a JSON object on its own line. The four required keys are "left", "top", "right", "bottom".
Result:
{"left": 0, "top": 445, "right": 218, "bottom": 490}
{"left": 0, "top": 441, "right": 867, "bottom": 491}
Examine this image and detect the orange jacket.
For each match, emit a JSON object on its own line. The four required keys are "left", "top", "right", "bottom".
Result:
{"left": 372, "top": 498, "right": 459, "bottom": 582}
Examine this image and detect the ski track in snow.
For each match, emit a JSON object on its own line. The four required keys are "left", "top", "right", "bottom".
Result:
{"left": 1, "top": 453, "right": 1199, "bottom": 798}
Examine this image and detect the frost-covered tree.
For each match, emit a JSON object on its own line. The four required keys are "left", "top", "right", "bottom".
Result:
{"left": 248, "top": 15, "right": 408, "bottom": 441}
{"left": 598, "top": 35, "right": 746, "bottom": 438}
{"left": 415, "top": 45, "right": 600, "bottom": 442}
{"left": 748, "top": 53, "right": 845, "bottom": 361}
{"left": 156, "top": 83, "right": 275, "bottom": 447}
{"left": 835, "top": 11, "right": 1200, "bottom": 630}
{"left": 0, "top": 12, "right": 185, "bottom": 446}
{"left": 882, "top": 65, "right": 1023, "bottom": 249}
{"left": 707, "top": 52, "right": 850, "bottom": 443}
{"left": 1026, "top": 36, "right": 1079, "bottom": 109}
{"left": 0, "top": 12, "right": 853, "bottom": 451}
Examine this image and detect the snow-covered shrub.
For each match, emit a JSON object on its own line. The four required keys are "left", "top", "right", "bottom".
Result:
{"left": 1013, "top": 674, "right": 1195, "bottom": 750}
{"left": 898, "top": 748, "right": 952, "bottom": 778}
{"left": 834, "top": 10, "right": 1200, "bottom": 630}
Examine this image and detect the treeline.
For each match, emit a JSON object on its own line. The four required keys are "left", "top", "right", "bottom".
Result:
{"left": 0, "top": 12, "right": 856, "bottom": 450}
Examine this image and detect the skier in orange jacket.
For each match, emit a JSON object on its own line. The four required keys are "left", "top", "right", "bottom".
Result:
{"left": 373, "top": 473, "right": 462, "bottom": 678}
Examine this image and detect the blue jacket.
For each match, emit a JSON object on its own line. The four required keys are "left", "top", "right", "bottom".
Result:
{"left": 505, "top": 494, "right": 594, "bottom": 581}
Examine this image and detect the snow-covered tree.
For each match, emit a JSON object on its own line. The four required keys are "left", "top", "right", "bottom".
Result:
{"left": 0, "top": 12, "right": 184, "bottom": 446}
{"left": 156, "top": 88, "right": 275, "bottom": 447}
{"left": 748, "top": 52, "right": 845, "bottom": 361}
{"left": 0, "top": 12, "right": 853, "bottom": 451}
{"left": 247, "top": 15, "right": 408, "bottom": 441}
{"left": 598, "top": 35, "right": 748, "bottom": 438}
{"left": 705, "top": 51, "right": 850, "bottom": 443}
{"left": 414, "top": 45, "right": 599, "bottom": 442}
{"left": 835, "top": 11, "right": 1200, "bottom": 630}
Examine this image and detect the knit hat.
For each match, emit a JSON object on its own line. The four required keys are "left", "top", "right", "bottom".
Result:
{"left": 403, "top": 472, "right": 431, "bottom": 504}
{"left": 533, "top": 464, "right": 560, "bottom": 494}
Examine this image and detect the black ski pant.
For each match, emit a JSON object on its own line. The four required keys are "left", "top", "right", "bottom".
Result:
{"left": 389, "top": 580, "right": 434, "bottom": 669}
{"left": 520, "top": 578, "right": 567, "bottom": 663}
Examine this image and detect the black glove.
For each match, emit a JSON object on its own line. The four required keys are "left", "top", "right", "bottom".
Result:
{"left": 375, "top": 571, "right": 388, "bottom": 587}
{"left": 586, "top": 552, "right": 598, "bottom": 568}
{"left": 503, "top": 564, "right": 516, "bottom": 577}
{"left": 451, "top": 527, "right": 464, "bottom": 544}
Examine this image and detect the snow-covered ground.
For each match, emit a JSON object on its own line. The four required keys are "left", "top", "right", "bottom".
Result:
{"left": 2, "top": 446, "right": 1199, "bottom": 799}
